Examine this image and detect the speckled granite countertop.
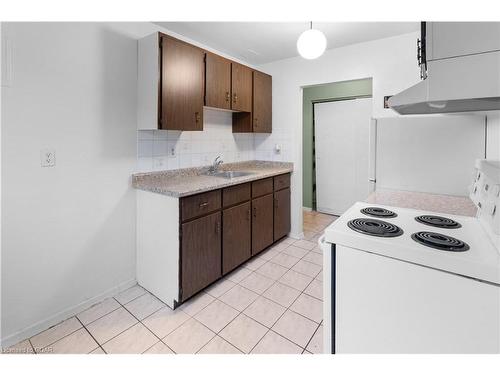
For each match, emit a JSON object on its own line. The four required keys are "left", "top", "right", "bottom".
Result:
{"left": 132, "top": 160, "right": 293, "bottom": 198}
{"left": 365, "top": 188, "right": 477, "bottom": 217}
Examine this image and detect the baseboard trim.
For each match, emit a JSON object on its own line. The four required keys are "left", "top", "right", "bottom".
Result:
{"left": 288, "top": 231, "right": 304, "bottom": 240}
{"left": 302, "top": 207, "right": 313, "bottom": 212}
{"left": 1, "top": 278, "right": 137, "bottom": 348}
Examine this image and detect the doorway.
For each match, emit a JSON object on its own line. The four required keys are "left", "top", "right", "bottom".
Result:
{"left": 302, "top": 78, "right": 373, "bottom": 212}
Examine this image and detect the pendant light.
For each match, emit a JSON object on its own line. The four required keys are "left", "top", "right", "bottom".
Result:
{"left": 297, "top": 22, "right": 327, "bottom": 60}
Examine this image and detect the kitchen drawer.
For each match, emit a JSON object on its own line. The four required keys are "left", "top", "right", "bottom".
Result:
{"left": 223, "top": 183, "right": 251, "bottom": 208}
{"left": 252, "top": 177, "right": 273, "bottom": 198}
{"left": 274, "top": 173, "right": 290, "bottom": 191}
{"left": 181, "top": 190, "right": 221, "bottom": 221}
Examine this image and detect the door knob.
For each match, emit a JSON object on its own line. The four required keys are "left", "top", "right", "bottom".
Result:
{"left": 225, "top": 92, "right": 230, "bottom": 102}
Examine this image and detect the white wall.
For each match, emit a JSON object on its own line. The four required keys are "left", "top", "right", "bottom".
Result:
{"left": 376, "top": 115, "right": 486, "bottom": 196}
{"left": 257, "top": 32, "right": 421, "bottom": 237}
{"left": 487, "top": 113, "right": 500, "bottom": 160}
{"left": 1, "top": 23, "right": 140, "bottom": 346}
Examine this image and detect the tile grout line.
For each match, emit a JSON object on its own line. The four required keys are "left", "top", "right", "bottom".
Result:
{"left": 23, "top": 289, "right": 144, "bottom": 354}
{"left": 114, "top": 294, "right": 178, "bottom": 354}
{"left": 245, "top": 263, "right": 320, "bottom": 353}
{"left": 28, "top": 338, "right": 36, "bottom": 355}
{"left": 302, "top": 320, "right": 322, "bottom": 354}
{"left": 30, "top": 318, "right": 83, "bottom": 354}
{"left": 266, "top": 271, "right": 321, "bottom": 352}
{"left": 195, "top": 332, "right": 243, "bottom": 354}
{"left": 74, "top": 315, "right": 105, "bottom": 354}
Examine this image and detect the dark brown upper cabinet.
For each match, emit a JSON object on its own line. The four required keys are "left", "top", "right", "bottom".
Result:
{"left": 160, "top": 35, "right": 205, "bottom": 131}
{"left": 231, "top": 63, "right": 253, "bottom": 112}
{"left": 205, "top": 53, "right": 232, "bottom": 110}
{"left": 253, "top": 71, "right": 272, "bottom": 133}
{"left": 137, "top": 32, "right": 271, "bottom": 133}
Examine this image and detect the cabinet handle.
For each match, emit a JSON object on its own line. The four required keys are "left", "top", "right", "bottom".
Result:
{"left": 215, "top": 221, "right": 220, "bottom": 234}
{"left": 195, "top": 112, "right": 201, "bottom": 123}
{"left": 233, "top": 93, "right": 238, "bottom": 103}
{"left": 253, "top": 206, "right": 257, "bottom": 218}
{"left": 225, "top": 91, "right": 230, "bottom": 102}
{"left": 247, "top": 209, "right": 251, "bottom": 221}
{"left": 199, "top": 202, "right": 209, "bottom": 208}
{"left": 274, "top": 198, "right": 278, "bottom": 208}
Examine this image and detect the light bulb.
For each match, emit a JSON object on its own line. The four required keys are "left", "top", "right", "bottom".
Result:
{"left": 297, "top": 28, "right": 327, "bottom": 59}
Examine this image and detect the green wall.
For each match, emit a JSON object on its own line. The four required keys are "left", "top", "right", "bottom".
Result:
{"left": 302, "top": 78, "right": 373, "bottom": 209}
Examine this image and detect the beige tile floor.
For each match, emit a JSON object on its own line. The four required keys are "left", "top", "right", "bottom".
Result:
{"left": 3, "top": 210, "right": 336, "bottom": 355}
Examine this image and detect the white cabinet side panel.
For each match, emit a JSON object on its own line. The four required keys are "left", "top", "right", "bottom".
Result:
{"left": 336, "top": 246, "right": 499, "bottom": 353}
{"left": 137, "top": 190, "right": 179, "bottom": 307}
{"left": 137, "top": 33, "right": 159, "bottom": 130}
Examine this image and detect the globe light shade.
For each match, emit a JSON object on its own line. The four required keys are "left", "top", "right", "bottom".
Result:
{"left": 297, "top": 28, "right": 327, "bottom": 59}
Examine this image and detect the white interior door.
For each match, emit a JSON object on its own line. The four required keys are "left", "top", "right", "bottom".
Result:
{"left": 314, "top": 98, "right": 373, "bottom": 216}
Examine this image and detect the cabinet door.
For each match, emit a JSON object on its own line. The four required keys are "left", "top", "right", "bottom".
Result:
{"left": 161, "top": 35, "right": 204, "bottom": 131}
{"left": 222, "top": 202, "right": 251, "bottom": 274}
{"left": 205, "top": 53, "right": 232, "bottom": 110}
{"left": 251, "top": 194, "right": 274, "bottom": 255}
{"left": 231, "top": 63, "right": 252, "bottom": 112}
{"left": 181, "top": 212, "right": 221, "bottom": 301}
{"left": 274, "top": 188, "right": 291, "bottom": 241}
{"left": 253, "top": 71, "right": 272, "bottom": 133}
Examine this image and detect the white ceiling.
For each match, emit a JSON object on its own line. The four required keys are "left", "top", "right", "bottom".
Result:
{"left": 154, "top": 22, "right": 420, "bottom": 65}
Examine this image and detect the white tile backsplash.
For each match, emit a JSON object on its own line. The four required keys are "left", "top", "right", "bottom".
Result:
{"left": 136, "top": 108, "right": 288, "bottom": 172}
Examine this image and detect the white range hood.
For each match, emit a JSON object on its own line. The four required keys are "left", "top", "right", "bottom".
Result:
{"left": 389, "top": 22, "right": 500, "bottom": 115}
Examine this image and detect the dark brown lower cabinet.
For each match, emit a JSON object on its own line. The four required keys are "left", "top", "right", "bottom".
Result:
{"left": 178, "top": 174, "right": 290, "bottom": 305}
{"left": 274, "top": 187, "right": 291, "bottom": 240}
{"left": 222, "top": 202, "right": 251, "bottom": 275}
{"left": 252, "top": 194, "right": 274, "bottom": 255}
{"left": 181, "top": 211, "right": 221, "bottom": 301}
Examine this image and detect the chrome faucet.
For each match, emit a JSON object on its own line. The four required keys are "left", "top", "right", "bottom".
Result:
{"left": 209, "top": 155, "right": 223, "bottom": 173}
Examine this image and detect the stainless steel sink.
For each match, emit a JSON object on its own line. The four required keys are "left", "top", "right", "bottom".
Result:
{"left": 204, "top": 171, "right": 254, "bottom": 179}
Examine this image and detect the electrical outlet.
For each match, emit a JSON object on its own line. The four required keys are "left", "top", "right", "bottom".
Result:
{"left": 168, "top": 146, "right": 176, "bottom": 158}
{"left": 40, "top": 149, "right": 56, "bottom": 167}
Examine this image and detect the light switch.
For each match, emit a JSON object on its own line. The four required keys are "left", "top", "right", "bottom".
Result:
{"left": 40, "top": 149, "right": 56, "bottom": 167}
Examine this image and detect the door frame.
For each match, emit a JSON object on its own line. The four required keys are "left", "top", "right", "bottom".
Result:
{"left": 302, "top": 78, "right": 373, "bottom": 211}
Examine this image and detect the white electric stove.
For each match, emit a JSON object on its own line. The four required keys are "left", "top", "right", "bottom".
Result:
{"left": 321, "top": 159, "right": 500, "bottom": 354}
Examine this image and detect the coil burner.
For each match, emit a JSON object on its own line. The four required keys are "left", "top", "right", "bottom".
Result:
{"left": 347, "top": 218, "right": 403, "bottom": 237}
{"left": 415, "top": 215, "right": 461, "bottom": 229}
{"left": 361, "top": 207, "right": 398, "bottom": 218}
{"left": 411, "top": 231, "right": 470, "bottom": 252}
